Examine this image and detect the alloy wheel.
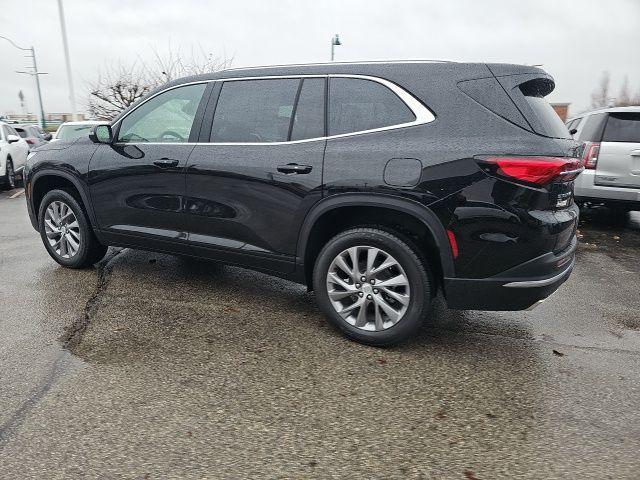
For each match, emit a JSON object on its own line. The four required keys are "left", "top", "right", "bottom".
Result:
{"left": 44, "top": 200, "right": 81, "bottom": 258}
{"left": 326, "top": 245, "right": 410, "bottom": 331}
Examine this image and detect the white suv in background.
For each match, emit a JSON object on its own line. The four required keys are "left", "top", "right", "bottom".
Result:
{"left": 567, "top": 106, "right": 640, "bottom": 212}
{"left": 0, "top": 122, "right": 29, "bottom": 189}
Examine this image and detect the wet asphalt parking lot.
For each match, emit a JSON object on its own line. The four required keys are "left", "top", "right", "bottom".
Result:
{"left": 1, "top": 187, "right": 639, "bottom": 479}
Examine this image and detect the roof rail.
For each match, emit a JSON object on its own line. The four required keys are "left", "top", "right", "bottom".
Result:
{"left": 220, "top": 59, "right": 456, "bottom": 73}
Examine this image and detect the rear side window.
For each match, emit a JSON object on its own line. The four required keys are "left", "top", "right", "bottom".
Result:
{"left": 602, "top": 113, "right": 640, "bottom": 143}
{"left": 211, "top": 79, "right": 299, "bottom": 143}
{"left": 290, "top": 78, "right": 325, "bottom": 141}
{"left": 576, "top": 113, "right": 608, "bottom": 142}
{"left": 329, "top": 78, "right": 415, "bottom": 136}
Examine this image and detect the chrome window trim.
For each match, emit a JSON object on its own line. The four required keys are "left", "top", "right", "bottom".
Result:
{"left": 112, "top": 74, "right": 435, "bottom": 146}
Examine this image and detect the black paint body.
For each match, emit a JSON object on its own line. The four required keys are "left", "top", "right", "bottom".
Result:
{"left": 25, "top": 62, "right": 580, "bottom": 310}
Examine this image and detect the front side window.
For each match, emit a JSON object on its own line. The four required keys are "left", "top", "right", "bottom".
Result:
{"left": 211, "top": 79, "right": 299, "bottom": 143}
{"left": 118, "top": 83, "right": 206, "bottom": 143}
{"left": 329, "top": 78, "right": 415, "bottom": 136}
{"left": 602, "top": 113, "right": 640, "bottom": 143}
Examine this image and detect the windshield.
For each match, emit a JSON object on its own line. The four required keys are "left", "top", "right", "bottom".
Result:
{"left": 55, "top": 124, "right": 95, "bottom": 141}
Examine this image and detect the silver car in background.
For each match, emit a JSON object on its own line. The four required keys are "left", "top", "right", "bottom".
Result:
{"left": 567, "top": 106, "right": 640, "bottom": 212}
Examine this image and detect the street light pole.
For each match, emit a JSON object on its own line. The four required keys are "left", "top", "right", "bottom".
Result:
{"left": 57, "top": 0, "right": 77, "bottom": 121}
{"left": 331, "top": 34, "right": 342, "bottom": 61}
{"left": 0, "top": 35, "right": 47, "bottom": 128}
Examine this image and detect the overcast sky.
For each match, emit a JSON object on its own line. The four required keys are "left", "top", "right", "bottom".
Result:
{"left": 1, "top": 0, "right": 638, "bottom": 117}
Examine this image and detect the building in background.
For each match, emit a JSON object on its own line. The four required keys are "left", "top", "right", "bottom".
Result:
{"left": 1, "top": 112, "right": 86, "bottom": 125}
{"left": 551, "top": 103, "right": 570, "bottom": 122}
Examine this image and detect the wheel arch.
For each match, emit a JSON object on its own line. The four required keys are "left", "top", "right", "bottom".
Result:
{"left": 31, "top": 170, "right": 98, "bottom": 229}
{"left": 297, "top": 194, "right": 454, "bottom": 288}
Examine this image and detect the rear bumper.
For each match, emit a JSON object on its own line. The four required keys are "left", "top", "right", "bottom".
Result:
{"left": 444, "top": 238, "right": 576, "bottom": 310}
{"left": 575, "top": 170, "right": 640, "bottom": 207}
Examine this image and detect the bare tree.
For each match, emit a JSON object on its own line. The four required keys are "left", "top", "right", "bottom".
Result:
{"left": 87, "top": 45, "right": 232, "bottom": 120}
{"left": 615, "top": 75, "right": 631, "bottom": 106}
{"left": 590, "top": 71, "right": 611, "bottom": 109}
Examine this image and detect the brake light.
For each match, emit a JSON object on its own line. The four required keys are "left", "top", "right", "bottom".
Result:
{"left": 582, "top": 142, "right": 599, "bottom": 169}
{"left": 446, "top": 229, "right": 459, "bottom": 259}
{"left": 477, "top": 156, "right": 583, "bottom": 186}
{"left": 26, "top": 138, "right": 35, "bottom": 145}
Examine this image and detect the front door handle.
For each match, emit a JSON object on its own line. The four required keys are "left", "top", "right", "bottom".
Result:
{"left": 153, "top": 158, "right": 179, "bottom": 168}
{"left": 630, "top": 150, "right": 640, "bottom": 157}
{"left": 277, "top": 163, "right": 313, "bottom": 174}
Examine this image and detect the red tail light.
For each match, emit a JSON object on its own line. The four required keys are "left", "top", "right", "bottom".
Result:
{"left": 582, "top": 142, "right": 599, "bottom": 169}
{"left": 26, "top": 138, "right": 35, "bottom": 145}
{"left": 477, "top": 156, "right": 583, "bottom": 186}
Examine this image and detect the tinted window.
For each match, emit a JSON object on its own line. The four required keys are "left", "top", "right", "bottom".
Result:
{"left": 119, "top": 83, "right": 206, "bottom": 143}
{"left": 291, "top": 78, "right": 325, "bottom": 141}
{"left": 329, "top": 78, "right": 415, "bottom": 136}
{"left": 576, "top": 113, "right": 608, "bottom": 142}
{"left": 211, "top": 79, "right": 299, "bottom": 143}
{"left": 602, "top": 113, "right": 640, "bottom": 143}
{"left": 523, "top": 95, "right": 570, "bottom": 138}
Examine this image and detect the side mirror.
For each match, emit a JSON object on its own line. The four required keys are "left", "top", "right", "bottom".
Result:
{"left": 89, "top": 124, "right": 113, "bottom": 144}
{"left": 7, "top": 134, "right": 20, "bottom": 143}
{"left": 569, "top": 128, "right": 578, "bottom": 136}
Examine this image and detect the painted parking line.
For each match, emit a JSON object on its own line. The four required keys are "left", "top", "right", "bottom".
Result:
{"left": 9, "top": 189, "right": 25, "bottom": 199}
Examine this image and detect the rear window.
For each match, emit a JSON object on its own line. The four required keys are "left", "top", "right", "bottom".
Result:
{"left": 520, "top": 80, "right": 569, "bottom": 139}
{"left": 602, "top": 113, "right": 640, "bottom": 143}
{"left": 15, "top": 128, "right": 27, "bottom": 138}
{"left": 576, "top": 113, "right": 607, "bottom": 142}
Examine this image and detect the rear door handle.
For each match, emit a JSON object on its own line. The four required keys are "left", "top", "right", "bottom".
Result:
{"left": 277, "top": 163, "right": 313, "bottom": 174}
{"left": 630, "top": 150, "right": 640, "bottom": 157}
{"left": 153, "top": 158, "right": 179, "bottom": 168}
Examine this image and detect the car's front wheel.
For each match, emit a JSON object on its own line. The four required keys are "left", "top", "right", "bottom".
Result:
{"left": 38, "top": 189, "right": 108, "bottom": 268}
{"left": 313, "top": 227, "right": 432, "bottom": 346}
{"left": 1, "top": 159, "right": 15, "bottom": 190}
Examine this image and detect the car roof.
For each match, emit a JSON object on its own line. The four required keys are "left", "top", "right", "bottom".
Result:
{"left": 568, "top": 105, "right": 640, "bottom": 121}
{"left": 160, "top": 60, "right": 545, "bottom": 86}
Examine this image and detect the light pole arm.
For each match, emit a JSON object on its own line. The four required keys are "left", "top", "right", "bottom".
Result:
{"left": 0, "top": 34, "right": 29, "bottom": 51}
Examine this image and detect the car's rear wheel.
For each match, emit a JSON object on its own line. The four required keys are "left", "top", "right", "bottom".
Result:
{"left": 38, "top": 189, "right": 108, "bottom": 268}
{"left": 1, "top": 159, "right": 15, "bottom": 190}
{"left": 313, "top": 227, "right": 431, "bottom": 346}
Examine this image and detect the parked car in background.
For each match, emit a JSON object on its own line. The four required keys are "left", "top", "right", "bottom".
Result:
{"left": 25, "top": 61, "right": 582, "bottom": 345}
{"left": 33, "top": 125, "right": 53, "bottom": 141}
{"left": 52, "top": 121, "right": 107, "bottom": 142}
{"left": 0, "top": 122, "right": 29, "bottom": 189}
{"left": 567, "top": 106, "right": 640, "bottom": 212}
{"left": 14, "top": 125, "right": 48, "bottom": 151}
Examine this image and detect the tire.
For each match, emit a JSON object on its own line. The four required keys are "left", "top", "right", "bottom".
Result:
{"left": 38, "top": 189, "right": 108, "bottom": 268}
{"left": 1, "top": 158, "right": 15, "bottom": 190}
{"left": 313, "top": 227, "right": 431, "bottom": 346}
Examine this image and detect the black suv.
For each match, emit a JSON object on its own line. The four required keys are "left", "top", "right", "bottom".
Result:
{"left": 24, "top": 61, "right": 581, "bottom": 345}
